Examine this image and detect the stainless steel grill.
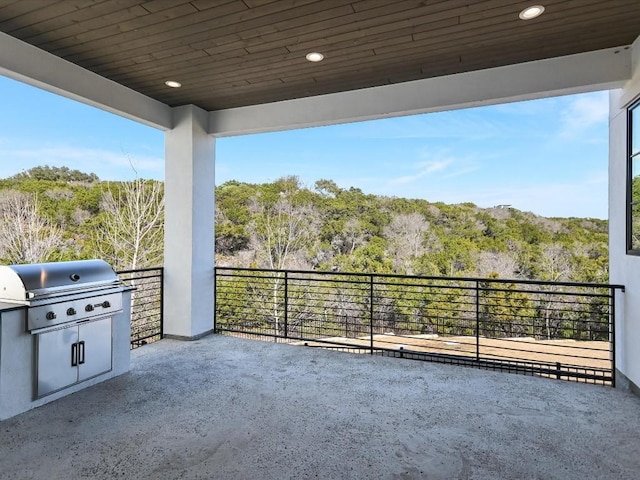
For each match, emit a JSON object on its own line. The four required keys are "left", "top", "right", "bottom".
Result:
{"left": 0, "top": 260, "right": 125, "bottom": 332}
{"left": 0, "top": 260, "right": 127, "bottom": 398}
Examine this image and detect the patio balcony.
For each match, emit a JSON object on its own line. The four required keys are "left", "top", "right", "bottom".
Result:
{"left": 1, "top": 267, "right": 639, "bottom": 478}
{"left": 1, "top": 5, "right": 640, "bottom": 476}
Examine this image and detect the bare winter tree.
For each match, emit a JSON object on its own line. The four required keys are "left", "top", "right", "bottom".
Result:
{"left": 331, "top": 218, "right": 369, "bottom": 255}
{"left": 95, "top": 179, "right": 164, "bottom": 271}
{"left": 539, "top": 244, "right": 573, "bottom": 282}
{"left": 248, "top": 194, "right": 320, "bottom": 337}
{"left": 0, "top": 190, "right": 62, "bottom": 264}
{"left": 248, "top": 195, "right": 319, "bottom": 271}
{"left": 538, "top": 244, "right": 574, "bottom": 339}
{"left": 476, "top": 251, "right": 519, "bottom": 279}
{"left": 384, "top": 213, "right": 437, "bottom": 274}
{"left": 93, "top": 179, "right": 164, "bottom": 345}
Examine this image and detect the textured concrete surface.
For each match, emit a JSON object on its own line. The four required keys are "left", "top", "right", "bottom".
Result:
{"left": 1, "top": 334, "right": 640, "bottom": 480}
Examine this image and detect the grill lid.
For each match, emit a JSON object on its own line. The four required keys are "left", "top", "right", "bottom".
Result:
{"left": 0, "top": 260, "right": 120, "bottom": 302}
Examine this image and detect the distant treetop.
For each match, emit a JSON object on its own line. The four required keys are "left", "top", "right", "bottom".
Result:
{"left": 10, "top": 165, "right": 100, "bottom": 183}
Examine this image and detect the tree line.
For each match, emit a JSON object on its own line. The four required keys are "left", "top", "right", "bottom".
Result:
{"left": 216, "top": 176, "right": 608, "bottom": 284}
{"left": 0, "top": 166, "right": 609, "bottom": 285}
{"left": 0, "top": 166, "right": 163, "bottom": 270}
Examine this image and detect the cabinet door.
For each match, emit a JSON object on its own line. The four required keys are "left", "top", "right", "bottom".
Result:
{"left": 37, "top": 326, "right": 78, "bottom": 397}
{"left": 78, "top": 317, "right": 112, "bottom": 382}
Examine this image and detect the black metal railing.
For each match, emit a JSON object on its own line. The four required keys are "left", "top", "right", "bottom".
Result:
{"left": 214, "top": 267, "right": 624, "bottom": 386}
{"left": 117, "top": 267, "right": 164, "bottom": 348}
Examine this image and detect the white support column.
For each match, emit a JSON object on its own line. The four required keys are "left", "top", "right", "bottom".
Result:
{"left": 164, "top": 105, "right": 215, "bottom": 340}
{"left": 610, "top": 35, "right": 640, "bottom": 391}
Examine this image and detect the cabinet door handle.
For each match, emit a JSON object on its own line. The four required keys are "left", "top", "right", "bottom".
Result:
{"left": 71, "top": 342, "right": 78, "bottom": 367}
{"left": 78, "top": 341, "right": 85, "bottom": 365}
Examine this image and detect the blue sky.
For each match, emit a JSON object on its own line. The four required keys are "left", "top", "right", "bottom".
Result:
{"left": 0, "top": 75, "right": 608, "bottom": 219}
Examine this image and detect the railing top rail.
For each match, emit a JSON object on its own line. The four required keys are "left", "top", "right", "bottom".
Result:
{"left": 214, "top": 266, "right": 625, "bottom": 291}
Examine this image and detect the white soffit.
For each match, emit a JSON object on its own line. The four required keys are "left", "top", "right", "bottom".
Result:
{"left": 209, "top": 46, "right": 632, "bottom": 137}
{"left": 0, "top": 32, "right": 172, "bottom": 131}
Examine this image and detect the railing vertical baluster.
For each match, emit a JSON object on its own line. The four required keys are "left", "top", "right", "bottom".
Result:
{"left": 475, "top": 280, "right": 480, "bottom": 361}
{"left": 370, "top": 275, "right": 374, "bottom": 355}
{"left": 284, "top": 271, "right": 289, "bottom": 339}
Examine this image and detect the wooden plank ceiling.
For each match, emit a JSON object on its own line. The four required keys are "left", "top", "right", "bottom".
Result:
{"left": 0, "top": 0, "right": 639, "bottom": 111}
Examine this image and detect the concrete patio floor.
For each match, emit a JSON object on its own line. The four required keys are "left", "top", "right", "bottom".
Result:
{"left": 1, "top": 335, "right": 639, "bottom": 480}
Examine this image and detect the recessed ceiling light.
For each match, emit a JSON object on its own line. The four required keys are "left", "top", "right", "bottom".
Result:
{"left": 164, "top": 80, "right": 182, "bottom": 88}
{"left": 305, "top": 52, "right": 324, "bottom": 62}
{"left": 519, "top": 5, "right": 545, "bottom": 20}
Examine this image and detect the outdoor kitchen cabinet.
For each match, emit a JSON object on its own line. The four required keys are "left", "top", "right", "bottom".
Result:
{"left": 0, "top": 261, "right": 132, "bottom": 421}
{"left": 36, "top": 317, "right": 112, "bottom": 397}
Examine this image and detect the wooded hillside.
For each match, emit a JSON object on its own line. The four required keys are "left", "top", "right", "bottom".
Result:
{"left": 0, "top": 166, "right": 163, "bottom": 270}
{"left": 218, "top": 176, "right": 608, "bottom": 283}
{"left": 0, "top": 167, "right": 608, "bottom": 283}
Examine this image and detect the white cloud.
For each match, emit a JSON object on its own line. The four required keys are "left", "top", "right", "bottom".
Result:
{"left": 424, "top": 173, "right": 608, "bottom": 219}
{"left": 558, "top": 91, "right": 609, "bottom": 139}
{"left": 390, "top": 158, "right": 453, "bottom": 184}
{"left": 386, "top": 147, "right": 482, "bottom": 186}
{"left": 0, "top": 144, "right": 163, "bottom": 180}
{"left": 442, "top": 165, "right": 481, "bottom": 179}
{"left": 336, "top": 150, "right": 607, "bottom": 218}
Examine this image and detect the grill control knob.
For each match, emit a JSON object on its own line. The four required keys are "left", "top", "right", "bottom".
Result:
{"left": 67, "top": 308, "right": 77, "bottom": 316}
{"left": 102, "top": 301, "right": 111, "bottom": 308}
{"left": 85, "top": 304, "right": 94, "bottom": 312}
{"left": 45, "top": 311, "right": 56, "bottom": 321}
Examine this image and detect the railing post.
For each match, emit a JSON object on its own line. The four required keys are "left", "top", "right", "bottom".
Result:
{"left": 370, "top": 275, "right": 374, "bottom": 355}
{"left": 284, "top": 271, "right": 289, "bottom": 339}
{"left": 610, "top": 286, "right": 616, "bottom": 388}
{"left": 160, "top": 267, "right": 165, "bottom": 338}
{"left": 475, "top": 280, "right": 480, "bottom": 361}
